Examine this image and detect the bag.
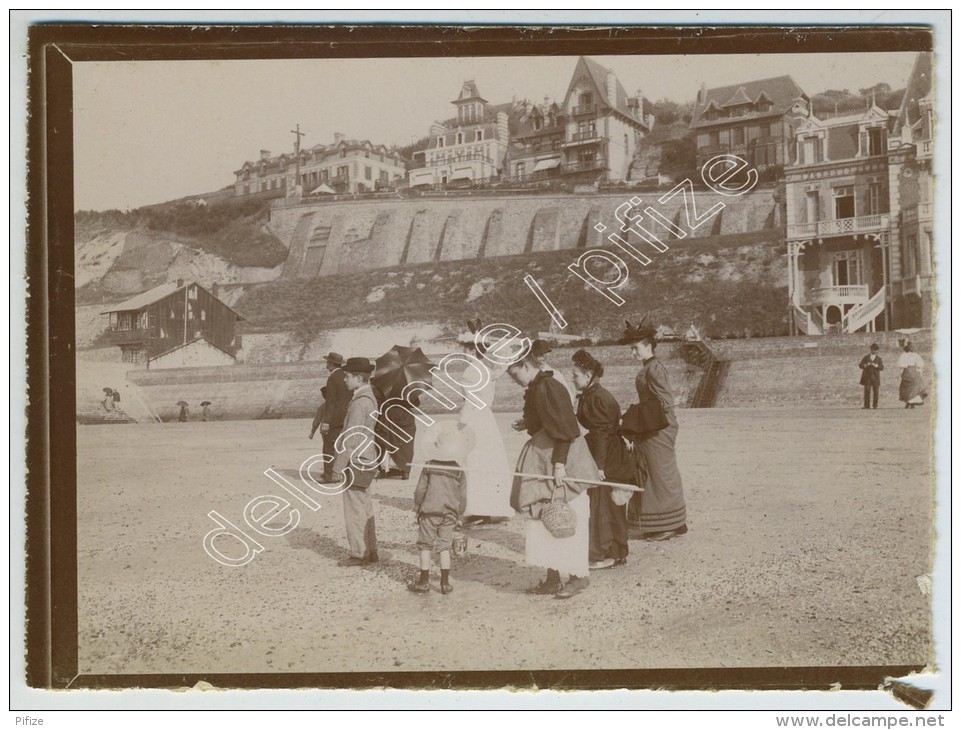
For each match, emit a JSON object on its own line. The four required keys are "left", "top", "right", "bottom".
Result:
{"left": 540, "top": 481, "right": 577, "bottom": 539}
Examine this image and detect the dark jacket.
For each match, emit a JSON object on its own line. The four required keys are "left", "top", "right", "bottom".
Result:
{"left": 859, "top": 354, "right": 884, "bottom": 386}
{"left": 321, "top": 368, "right": 351, "bottom": 428}
{"left": 413, "top": 461, "right": 467, "bottom": 518}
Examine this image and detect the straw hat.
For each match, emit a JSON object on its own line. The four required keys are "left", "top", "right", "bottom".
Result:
{"left": 426, "top": 421, "right": 476, "bottom": 462}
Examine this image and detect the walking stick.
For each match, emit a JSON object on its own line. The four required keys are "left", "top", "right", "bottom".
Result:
{"left": 407, "top": 462, "right": 643, "bottom": 492}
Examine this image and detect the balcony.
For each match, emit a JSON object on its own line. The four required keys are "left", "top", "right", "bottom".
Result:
{"left": 563, "top": 158, "right": 607, "bottom": 174}
{"left": 918, "top": 202, "right": 933, "bottom": 221}
{"left": 563, "top": 131, "right": 604, "bottom": 147}
{"left": 105, "top": 328, "right": 148, "bottom": 346}
{"left": 787, "top": 213, "right": 890, "bottom": 240}
{"left": 571, "top": 104, "right": 597, "bottom": 117}
{"left": 806, "top": 284, "right": 869, "bottom": 307}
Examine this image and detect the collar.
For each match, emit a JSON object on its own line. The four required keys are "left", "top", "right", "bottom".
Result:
{"left": 353, "top": 384, "right": 374, "bottom": 399}
{"left": 530, "top": 369, "right": 554, "bottom": 388}
{"left": 642, "top": 356, "right": 656, "bottom": 365}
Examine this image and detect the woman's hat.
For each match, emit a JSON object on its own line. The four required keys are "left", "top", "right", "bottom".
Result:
{"left": 619, "top": 316, "right": 657, "bottom": 344}
{"left": 530, "top": 339, "right": 555, "bottom": 358}
{"left": 426, "top": 421, "right": 476, "bottom": 462}
{"left": 342, "top": 357, "right": 374, "bottom": 374}
{"left": 572, "top": 348, "right": 603, "bottom": 376}
{"left": 324, "top": 352, "right": 345, "bottom": 366}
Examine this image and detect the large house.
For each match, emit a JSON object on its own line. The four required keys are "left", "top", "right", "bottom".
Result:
{"left": 784, "top": 52, "right": 934, "bottom": 335}
{"left": 556, "top": 56, "right": 650, "bottom": 182}
{"left": 689, "top": 75, "right": 810, "bottom": 174}
{"left": 407, "top": 81, "right": 519, "bottom": 188}
{"left": 234, "top": 134, "right": 407, "bottom": 197}
{"left": 101, "top": 280, "right": 244, "bottom": 368}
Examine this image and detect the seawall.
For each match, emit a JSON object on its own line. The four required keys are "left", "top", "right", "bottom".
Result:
{"left": 271, "top": 188, "right": 781, "bottom": 278}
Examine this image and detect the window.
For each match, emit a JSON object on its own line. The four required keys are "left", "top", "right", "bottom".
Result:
{"left": 516, "top": 162, "right": 526, "bottom": 178}
{"left": 476, "top": 129, "right": 484, "bottom": 142}
{"left": 718, "top": 129, "right": 730, "bottom": 146}
{"left": 577, "top": 120, "right": 595, "bottom": 138}
{"left": 770, "top": 121, "right": 781, "bottom": 137}
{"left": 834, "top": 186, "right": 855, "bottom": 219}
{"left": 868, "top": 182, "right": 883, "bottom": 215}
{"left": 904, "top": 235, "right": 919, "bottom": 276}
{"left": 831, "top": 250, "right": 862, "bottom": 286}
{"left": 867, "top": 127, "right": 884, "bottom": 156}
{"left": 697, "top": 133, "right": 710, "bottom": 148}
{"left": 733, "top": 127, "right": 745, "bottom": 145}
{"left": 437, "top": 136, "right": 445, "bottom": 148}
{"left": 456, "top": 132, "right": 464, "bottom": 145}
{"left": 201, "top": 310, "right": 206, "bottom": 322}
{"left": 365, "top": 166, "right": 372, "bottom": 180}
{"left": 806, "top": 190, "right": 820, "bottom": 223}
{"left": 802, "top": 137, "right": 822, "bottom": 164}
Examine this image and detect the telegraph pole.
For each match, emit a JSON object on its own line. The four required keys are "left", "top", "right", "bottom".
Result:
{"left": 291, "top": 124, "right": 305, "bottom": 187}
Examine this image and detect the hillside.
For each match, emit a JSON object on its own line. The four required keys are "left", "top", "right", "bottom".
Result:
{"left": 237, "top": 228, "right": 788, "bottom": 345}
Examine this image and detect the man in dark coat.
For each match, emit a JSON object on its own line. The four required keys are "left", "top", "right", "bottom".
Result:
{"left": 859, "top": 343, "right": 884, "bottom": 409}
{"left": 312, "top": 352, "right": 351, "bottom": 480}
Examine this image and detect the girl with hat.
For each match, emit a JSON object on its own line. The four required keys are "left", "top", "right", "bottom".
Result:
{"left": 408, "top": 421, "right": 474, "bottom": 595}
{"left": 571, "top": 349, "right": 630, "bottom": 569}
{"left": 621, "top": 318, "right": 688, "bottom": 541}
{"left": 507, "top": 353, "right": 598, "bottom": 599}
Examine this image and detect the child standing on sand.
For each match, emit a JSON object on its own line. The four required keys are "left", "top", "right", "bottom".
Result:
{"left": 408, "top": 422, "right": 474, "bottom": 596}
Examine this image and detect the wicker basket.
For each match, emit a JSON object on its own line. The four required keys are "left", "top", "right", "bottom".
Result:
{"left": 540, "top": 483, "right": 577, "bottom": 539}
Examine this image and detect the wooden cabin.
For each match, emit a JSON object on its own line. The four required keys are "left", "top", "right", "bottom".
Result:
{"left": 101, "top": 280, "right": 243, "bottom": 369}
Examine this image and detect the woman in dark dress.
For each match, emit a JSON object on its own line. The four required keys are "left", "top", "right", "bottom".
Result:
{"left": 621, "top": 319, "right": 688, "bottom": 541}
{"left": 571, "top": 350, "right": 630, "bottom": 569}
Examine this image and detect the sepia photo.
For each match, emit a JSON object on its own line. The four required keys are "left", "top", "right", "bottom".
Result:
{"left": 21, "top": 20, "right": 946, "bottom": 706}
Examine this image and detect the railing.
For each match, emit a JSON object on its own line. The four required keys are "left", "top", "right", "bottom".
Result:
{"left": 918, "top": 139, "right": 933, "bottom": 158}
{"left": 809, "top": 306, "right": 826, "bottom": 335}
{"left": 840, "top": 287, "right": 886, "bottom": 333}
{"left": 565, "top": 131, "right": 603, "bottom": 145}
{"left": 807, "top": 284, "right": 869, "bottom": 306}
{"left": 562, "top": 159, "right": 607, "bottom": 173}
{"left": 787, "top": 213, "right": 890, "bottom": 239}
{"left": 517, "top": 140, "right": 563, "bottom": 155}
{"left": 572, "top": 104, "right": 597, "bottom": 116}
{"left": 793, "top": 304, "right": 822, "bottom": 336}
{"left": 105, "top": 329, "right": 148, "bottom": 345}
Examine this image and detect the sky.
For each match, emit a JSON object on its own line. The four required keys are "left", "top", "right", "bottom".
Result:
{"left": 73, "top": 51, "right": 918, "bottom": 211}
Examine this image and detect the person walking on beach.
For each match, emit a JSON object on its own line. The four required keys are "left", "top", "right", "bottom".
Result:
{"left": 858, "top": 343, "right": 884, "bottom": 410}
{"left": 571, "top": 349, "right": 630, "bottom": 569}
{"left": 621, "top": 318, "right": 688, "bottom": 542}
{"left": 327, "top": 357, "right": 380, "bottom": 567}
{"left": 508, "top": 354, "right": 597, "bottom": 599}
{"left": 407, "top": 422, "right": 472, "bottom": 595}
{"left": 897, "top": 341, "right": 927, "bottom": 409}
{"left": 315, "top": 352, "right": 350, "bottom": 480}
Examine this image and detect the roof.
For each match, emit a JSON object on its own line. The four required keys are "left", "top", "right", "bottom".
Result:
{"left": 453, "top": 80, "right": 487, "bottom": 104}
{"left": 895, "top": 52, "right": 933, "bottom": 134}
{"left": 101, "top": 282, "right": 180, "bottom": 313}
{"left": 689, "top": 75, "right": 807, "bottom": 130}
{"left": 235, "top": 139, "right": 406, "bottom": 175}
{"left": 567, "top": 57, "right": 647, "bottom": 129}
{"left": 101, "top": 281, "right": 245, "bottom": 320}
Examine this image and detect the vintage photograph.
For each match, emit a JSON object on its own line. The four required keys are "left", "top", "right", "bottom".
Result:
{"left": 23, "top": 21, "right": 945, "bottom": 703}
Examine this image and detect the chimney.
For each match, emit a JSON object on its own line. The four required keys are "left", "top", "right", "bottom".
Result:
{"left": 176, "top": 278, "right": 184, "bottom": 288}
{"left": 607, "top": 70, "right": 617, "bottom": 108}
{"left": 211, "top": 282, "right": 219, "bottom": 299}
{"left": 698, "top": 82, "right": 707, "bottom": 105}
{"left": 334, "top": 132, "right": 346, "bottom": 144}
{"left": 430, "top": 121, "right": 446, "bottom": 136}
{"left": 259, "top": 149, "right": 270, "bottom": 161}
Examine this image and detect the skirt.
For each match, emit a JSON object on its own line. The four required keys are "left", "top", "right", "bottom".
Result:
{"left": 628, "top": 421, "right": 687, "bottom": 533}
{"left": 525, "top": 491, "right": 590, "bottom": 576}
{"left": 899, "top": 366, "right": 925, "bottom": 404}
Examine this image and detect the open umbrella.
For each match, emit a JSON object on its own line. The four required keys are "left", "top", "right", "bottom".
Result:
{"left": 372, "top": 345, "right": 434, "bottom": 400}
{"left": 176, "top": 400, "right": 189, "bottom": 407}
{"left": 200, "top": 400, "right": 211, "bottom": 406}
{"left": 103, "top": 387, "right": 113, "bottom": 394}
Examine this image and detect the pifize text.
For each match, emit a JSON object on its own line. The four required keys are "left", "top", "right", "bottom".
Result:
{"left": 15, "top": 718, "right": 43, "bottom": 726}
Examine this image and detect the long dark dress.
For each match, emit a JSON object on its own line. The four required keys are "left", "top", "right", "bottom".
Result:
{"left": 576, "top": 381, "right": 629, "bottom": 562}
{"left": 375, "top": 389, "right": 419, "bottom": 474}
{"left": 628, "top": 356, "right": 687, "bottom": 533}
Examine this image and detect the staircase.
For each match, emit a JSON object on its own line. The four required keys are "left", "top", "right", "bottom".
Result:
{"left": 76, "top": 397, "right": 137, "bottom": 425}
{"left": 684, "top": 340, "right": 730, "bottom": 408}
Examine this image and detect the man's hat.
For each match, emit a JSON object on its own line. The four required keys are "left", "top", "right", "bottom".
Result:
{"left": 426, "top": 421, "right": 476, "bottom": 462}
{"left": 619, "top": 316, "right": 658, "bottom": 345}
{"left": 870, "top": 343, "right": 880, "bottom": 351}
{"left": 530, "top": 339, "right": 555, "bottom": 358}
{"left": 342, "top": 357, "right": 374, "bottom": 374}
{"left": 324, "top": 352, "right": 345, "bottom": 366}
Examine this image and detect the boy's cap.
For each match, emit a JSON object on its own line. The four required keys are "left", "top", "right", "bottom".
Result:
{"left": 426, "top": 422, "right": 476, "bottom": 462}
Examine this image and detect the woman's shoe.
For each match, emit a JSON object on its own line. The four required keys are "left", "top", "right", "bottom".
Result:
{"left": 526, "top": 569, "right": 561, "bottom": 595}
{"left": 644, "top": 530, "right": 679, "bottom": 542}
{"left": 439, "top": 581, "right": 453, "bottom": 595}
{"left": 589, "top": 558, "right": 616, "bottom": 570}
{"left": 555, "top": 576, "right": 590, "bottom": 599}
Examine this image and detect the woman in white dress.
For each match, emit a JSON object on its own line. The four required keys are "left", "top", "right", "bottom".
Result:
{"left": 897, "top": 341, "right": 927, "bottom": 408}
{"left": 456, "top": 331, "right": 516, "bottom": 525}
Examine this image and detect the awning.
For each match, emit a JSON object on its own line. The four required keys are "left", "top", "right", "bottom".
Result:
{"left": 532, "top": 157, "right": 561, "bottom": 172}
{"left": 449, "top": 170, "right": 473, "bottom": 181}
{"left": 310, "top": 183, "right": 336, "bottom": 195}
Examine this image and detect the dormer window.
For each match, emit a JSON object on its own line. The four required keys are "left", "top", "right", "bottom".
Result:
{"left": 456, "top": 131, "right": 464, "bottom": 145}
{"left": 476, "top": 129, "right": 484, "bottom": 142}
{"left": 867, "top": 127, "right": 884, "bottom": 156}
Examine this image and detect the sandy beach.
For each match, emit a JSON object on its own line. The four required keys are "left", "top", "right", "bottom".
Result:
{"left": 77, "top": 407, "right": 934, "bottom": 678}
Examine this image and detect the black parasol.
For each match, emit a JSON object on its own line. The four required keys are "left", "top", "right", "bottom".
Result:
{"left": 372, "top": 345, "right": 434, "bottom": 400}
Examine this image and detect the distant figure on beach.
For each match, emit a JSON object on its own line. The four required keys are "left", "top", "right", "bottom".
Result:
{"left": 178, "top": 403, "right": 189, "bottom": 422}
{"left": 897, "top": 341, "right": 926, "bottom": 409}
{"left": 201, "top": 401, "right": 212, "bottom": 421}
{"left": 102, "top": 388, "right": 117, "bottom": 412}
{"left": 858, "top": 343, "right": 884, "bottom": 410}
